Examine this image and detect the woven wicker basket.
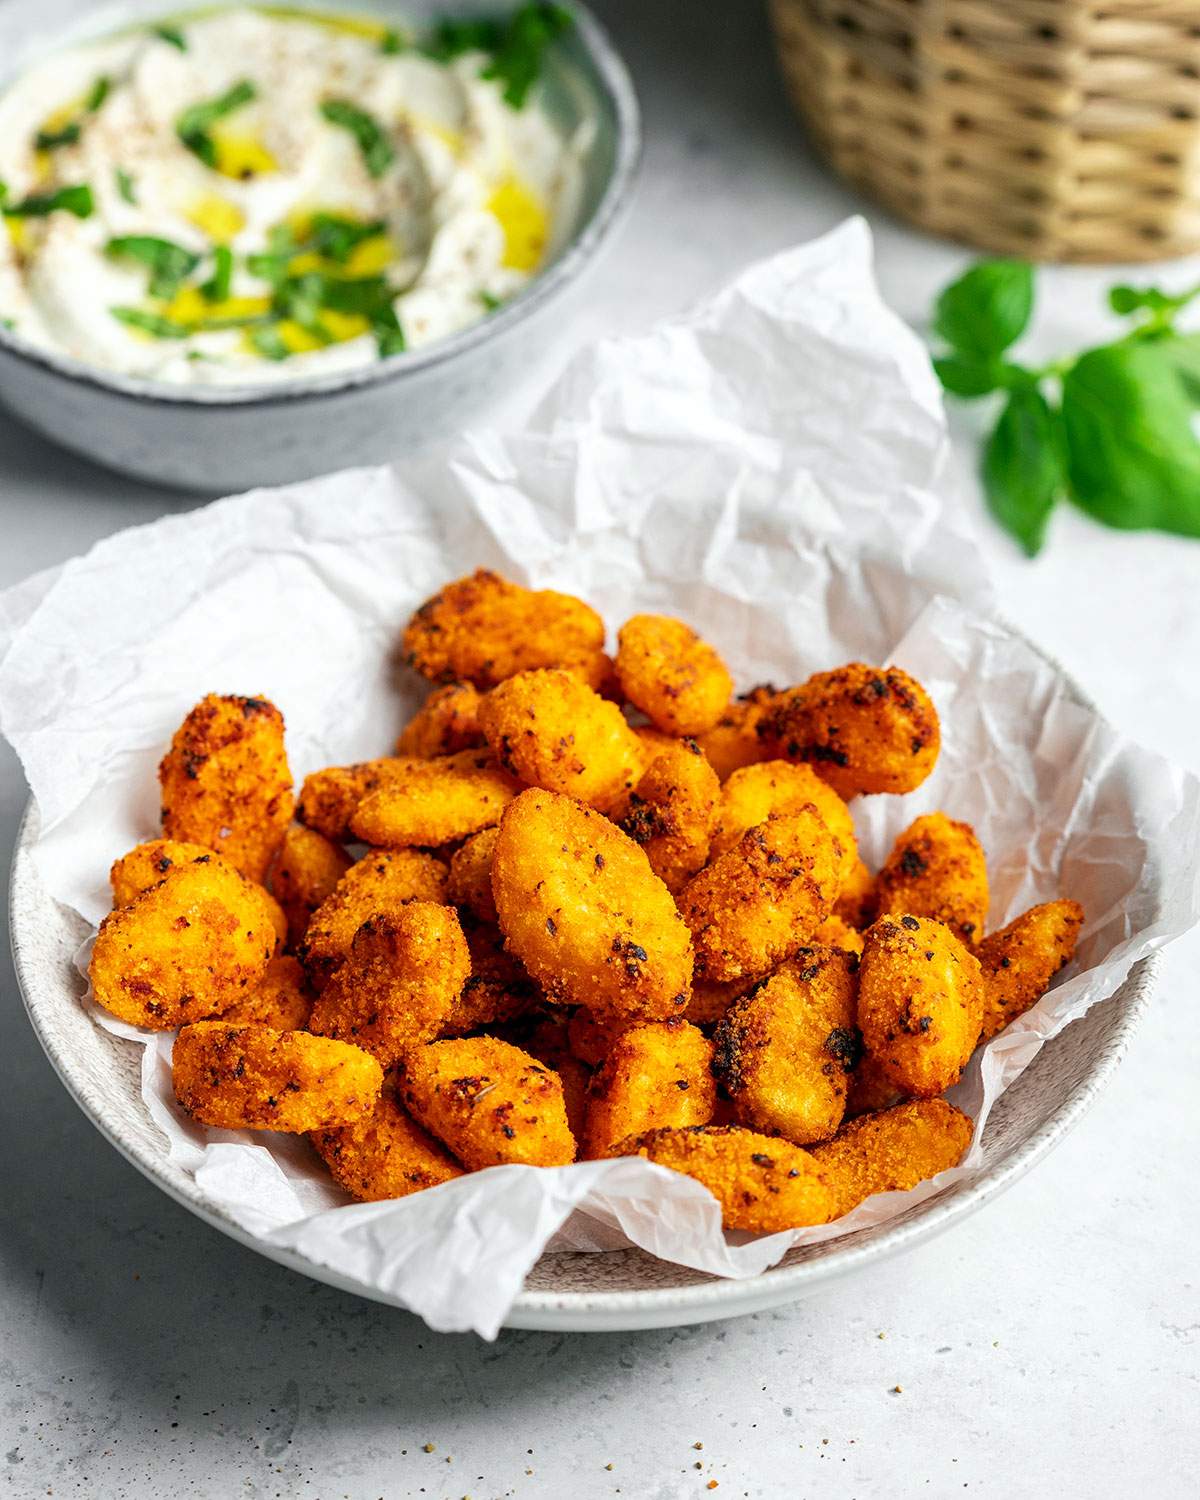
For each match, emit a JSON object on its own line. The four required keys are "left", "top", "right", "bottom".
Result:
{"left": 769, "top": 0, "right": 1200, "bottom": 262}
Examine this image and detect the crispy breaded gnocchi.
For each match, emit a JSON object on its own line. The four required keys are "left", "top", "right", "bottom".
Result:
{"left": 695, "top": 686, "right": 775, "bottom": 781}
{"left": 110, "top": 837, "right": 215, "bottom": 907}
{"left": 684, "top": 978, "right": 749, "bottom": 1027}
{"left": 308, "top": 903, "right": 470, "bottom": 1065}
{"left": 976, "top": 899, "right": 1084, "bottom": 1041}
{"left": 172, "top": 1021, "right": 382, "bottom": 1132}
{"left": 809, "top": 1099, "right": 972, "bottom": 1216}
{"left": 562, "top": 649, "right": 622, "bottom": 701}
{"left": 834, "top": 853, "right": 878, "bottom": 930}
{"left": 159, "top": 694, "right": 294, "bottom": 882}
{"left": 446, "top": 826, "right": 500, "bottom": 923}
{"left": 222, "top": 955, "right": 313, "bottom": 1030}
{"left": 296, "top": 757, "right": 413, "bottom": 842}
{"left": 396, "top": 682, "right": 486, "bottom": 759}
{"left": 712, "top": 947, "right": 858, "bottom": 1145}
{"left": 857, "top": 915, "right": 984, "bottom": 1098}
{"left": 875, "top": 812, "right": 989, "bottom": 947}
{"left": 492, "top": 789, "right": 694, "bottom": 1023}
{"left": 500, "top": 1010, "right": 592, "bottom": 1142}
{"left": 614, "top": 614, "right": 734, "bottom": 736}
{"left": 609, "top": 738, "right": 720, "bottom": 893}
{"left": 581, "top": 1019, "right": 715, "bottom": 1159}
{"left": 622, "top": 1124, "right": 835, "bottom": 1231}
{"left": 311, "top": 1082, "right": 465, "bottom": 1201}
{"left": 566, "top": 1007, "right": 633, "bottom": 1067}
{"left": 477, "top": 669, "right": 645, "bottom": 811}
{"left": 812, "top": 913, "right": 865, "bottom": 957}
{"left": 709, "top": 760, "right": 858, "bottom": 883}
{"left": 401, "top": 569, "right": 605, "bottom": 689}
{"left": 299, "top": 848, "right": 448, "bottom": 990}
{"left": 843, "top": 1053, "right": 905, "bottom": 1119}
{"left": 679, "top": 809, "right": 842, "bottom": 984}
{"left": 349, "top": 749, "right": 521, "bottom": 848}
{"left": 90, "top": 858, "right": 276, "bottom": 1029}
{"left": 269, "top": 823, "right": 353, "bottom": 948}
{"left": 401, "top": 1036, "right": 576, "bottom": 1168}
{"left": 757, "top": 664, "right": 940, "bottom": 798}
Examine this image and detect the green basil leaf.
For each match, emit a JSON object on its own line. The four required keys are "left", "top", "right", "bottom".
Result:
{"left": 319, "top": 100, "right": 395, "bottom": 179}
{"left": 380, "top": 29, "right": 405, "bottom": 54}
{"left": 177, "top": 80, "right": 257, "bottom": 168}
{"left": 85, "top": 75, "right": 111, "bottom": 113}
{"left": 1061, "top": 338, "right": 1200, "bottom": 536}
{"left": 372, "top": 304, "right": 406, "bottom": 356}
{"left": 933, "top": 354, "right": 1003, "bottom": 398}
{"left": 1, "top": 183, "right": 94, "bottom": 218}
{"left": 110, "top": 306, "right": 192, "bottom": 339}
{"left": 306, "top": 213, "right": 386, "bottom": 264}
{"left": 933, "top": 259, "right": 1034, "bottom": 359}
{"left": 478, "top": 290, "right": 502, "bottom": 313}
{"left": 201, "top": 244, "right": 234, "bottom": 302}
{"left": 981, "top": 386, "right": 1062, "bottom": 558}
{"left": 154, "top": 25, "right": 188, "bottom": 51}
{"left": 107, "top": 235, "right": 202, "bottom": 298}
{"left": 423, "top": 17, "right": 504, "bottom": 61}
{"left": 115, "top": 167, "right": 138, "bottom": 204}
{"left": 35, "top": 122, "right": 81, "bottom": 151}
{"left": 481, "top": 2, "right": 572, "bottom": 108}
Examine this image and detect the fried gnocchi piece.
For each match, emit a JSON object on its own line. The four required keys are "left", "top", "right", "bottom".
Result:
{"left": 712, "top": 948, "right": 858, "bottom": 1146}
{"left": 492, "top": 789, "right": 694, "bottom": 1023}
{"left": 857, "top": 915, "right": 984, "bottom": 1098}
{"left": 843, "top": 1052, "right": 905, "bottom": 1119}
{"left": 401, "top": 1036, "right": 576, "bottom": 1168}
{"left": 269, "top": 823, "right": 353, "bottom": 947}
{"left": 678, "top": 810, "right": 842, "bottom": 984}
{"left": 349, "top": 749, "right": 521, "bottom": 848}
{"left": 581, "top": 1019, "right": 715, "bottom": 1159}
{"left": 308, "top": 903, "right": 470, "bottom": 1066}
{"left": 875, "top": 812, "right": 989, "bottom": 947}
{"left": 159, "top": 694, "right": 294, "bottom": 882}
{"left": 172, "top": 1021, "right": 381, "bottom": 1132}
{"left": 501, "top": 1011, "right": 592, "bottom": 1142}
{"left": 695, "top": 686, "right": 775, "bottom": 781}
{"left": 477, "top": 669, "right": 645, "bottom": 811}
{"left": 809, "top": 1099, "right": 972, "bottom": 1216}
{"left": 298, "top": 848, "right": 449, "bottom": 989}
{"left": 976, "top": 899, "right": 1084, "bottom": 1042}
{"left": 439, "top": 972, "right": 538, "bottom": 1039}
{"left": 684, "top": 978, "right": 749, "bottom": 1027}
{"left": 812, "top": 913, "right": 865, "bottom": 958}
{"left": 296, "top": 757, "right": 414, "bottom": 842}
{"left": 566, "top": 1008, "right": 633, "bottom": 1066}
{"left": 222, "top": 955, "right": 313, "bottom": 1030}
{"left": 447, "top": 826, "right": 500, "bottom": 923}
{"left": 311, "top": 1082, "right": 464, "bottom": 1201}
{"left": 396, "top": 682, "right": 486, "bottom": 758}
{"left": 834, "top": 853, "right": 878, "bottom": 930}
{"left": 757, "top": 664, "right": 940, "bottom": 799}
{"left": 709, "top": 761, "right": 858, "bottom": 883}
{"left": 622, "top": 1125, "right": 835, "bottom": 1231}
{"left": 614, "top": 614, "right": 734, "bottom": 736}
{"left": 90, "top": 859, "right": 276, "bottom": 1029}
{"left": 401, "top": 569, "right": 605, "bottom": 689}
{"left": 110, "top": 837, "right": 215, "bottom": 907}
{"left": 609, "top": 738, "right": 720, "bottom": 893}
{"left": 562, "top": 649, "right": 623, "bottom": 702}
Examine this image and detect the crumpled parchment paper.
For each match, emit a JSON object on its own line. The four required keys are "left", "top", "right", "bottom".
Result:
{"left": 3, "top": 220, "right": 1199, "bottom": 1339}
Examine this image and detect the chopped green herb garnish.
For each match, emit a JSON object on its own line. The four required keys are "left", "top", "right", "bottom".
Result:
{"left": 249, "top": 323, "right": 292, "bottom": 360}
{"left": 380, "top": 28, "right": 405, "bottom": 54}
{"left": 115, "top": 167, "right": 138, "bottom": 204}
{"left": 176, "top": 79, "right": 258, "bottom": 168}
{"left": 201, "top": 244, "right": 234, "bottom": 302}
{"left": 110, "top": 306, "right": 193, "bottom": 339}
{"left": 374, "top": 314, "right": 406, "bottom": 357}
{"left": 0, "top": 316, "right": 15, "bottom": 331}
{"left": 423, "top": 16, "right": 504, "bottom": 61}
{"left": 106, "top": 235, "right": 202, "bottom": 299}
{"left": 84, "top": 75, "right": 112, "bottom": 113}
{"left": 154, "top": 24, "right": 188, "bottom": 50}
{"left": 0, "top": 183, "right": 94, "bottom": 219}
{"left": 319, "top": 99, "right": 394, "bottom": 178}
{"left": 478, "top": 290, "right": 503, "bottom": 312}
{"left": 35, "top": 122, "right": 81, "bottom": 151}
{"left": 306, "top": 213, "right": 387, "bottom": 264}
{"left": 482, "top": 3, "right": 572, "bottom": 108}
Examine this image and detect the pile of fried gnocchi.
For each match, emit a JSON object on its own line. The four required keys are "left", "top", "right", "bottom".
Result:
{"left": 89, "top": 569, "right": 1083, "bottom": 1234}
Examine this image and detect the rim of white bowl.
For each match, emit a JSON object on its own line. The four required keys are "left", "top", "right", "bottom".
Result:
{"left": 5, "top": 620, "right": 1161, "bottom": 1329}
{"left": 0, "top": 2, "right": 642, "bottom": 409}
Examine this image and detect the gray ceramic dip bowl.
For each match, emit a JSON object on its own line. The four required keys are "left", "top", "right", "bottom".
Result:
{"left": 0, "top": 0, "right": 639, "bottom": 489}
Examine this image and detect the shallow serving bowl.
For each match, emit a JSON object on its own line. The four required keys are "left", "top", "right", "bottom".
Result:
{"left": 7, "top": 636, "right": 1156, "bottom": 1334}
{"left": 0, "top": 0, "right": 639, "bottom": 491}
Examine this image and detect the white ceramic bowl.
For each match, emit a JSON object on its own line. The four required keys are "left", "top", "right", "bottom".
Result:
{"left": 0, "top": 0, "right": 640, "bottom": 491}
{"left": 7, "top": 635, "right": 1156, "bottom": 1334}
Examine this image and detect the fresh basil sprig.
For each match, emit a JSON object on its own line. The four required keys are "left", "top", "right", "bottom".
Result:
{"left": 424, "top": 3, "right": 572, "bottom": 108}
{"left": 176, "top": 80, "right": 257, "bottom": 168}
{"left": 319, "top": 100, "right": 395, "bottom": 179}
{"left": 931, "top": 260, "right": 1200, "bottom": 556}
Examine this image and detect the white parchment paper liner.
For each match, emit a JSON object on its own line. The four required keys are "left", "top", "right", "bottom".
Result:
{"left": 3, "top": 221, "right": 1199, "bottom": 1338}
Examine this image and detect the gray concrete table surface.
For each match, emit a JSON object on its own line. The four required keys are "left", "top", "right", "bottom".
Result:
{"left": 2, "top": 4, "right": 1199, "bottom": 1497}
